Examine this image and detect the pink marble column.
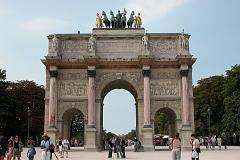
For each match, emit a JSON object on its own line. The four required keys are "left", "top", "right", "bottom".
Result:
{"left": 143, "top": 67, "right": 151, "bottom": 127}
{"left": 48, "top": 70, "right": 58, "bottom": 127}
{"left": 180, "top": 67, "right": 190, "bottom": 126}
{"left": 87, "top": 67, "right": 96, "bottom": 127}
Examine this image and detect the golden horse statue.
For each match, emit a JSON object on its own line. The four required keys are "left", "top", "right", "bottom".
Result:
{"left": 134, "top": 13, "right": 142, "bottom": 28}
{"left": 95, "top": 13, "right": 102, "bottom": 28}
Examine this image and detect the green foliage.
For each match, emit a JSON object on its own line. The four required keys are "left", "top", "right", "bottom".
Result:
{"left": 194, "top": 64, "right": 240, "bottom": 141}
{"left": 193, "top": 76, "right": 225, "bottom": 136}
{"left": 154, "top": 112, "right": 169, "bottom": 134}
{"left": 70, "top": 113, "right": 85, "bottom": 145}
{"left": 222, "top": 65, "right": 240, "bottom": 136}
{"left": 0, "top": 69, "right": 45, "bottom": 139}
{"left": 102, "top": 129, "right": 117, "bottom": 140}
{"left": 125, "top": 129, "right": 136, "bottom": 140}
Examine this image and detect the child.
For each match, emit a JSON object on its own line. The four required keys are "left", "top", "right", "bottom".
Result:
{"left": 27, "top": 140, "right": 36, "bottom": 160}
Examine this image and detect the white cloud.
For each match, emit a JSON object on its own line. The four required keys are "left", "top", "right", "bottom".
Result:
{"left": 125, "top": 0, "right": 189, "bottom": 24}
{"left": 19, "top": 18, "right": 70, "bottom": 32}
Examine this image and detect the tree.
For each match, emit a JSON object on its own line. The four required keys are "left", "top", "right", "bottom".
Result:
{"left": 193, "top": 76, "right": 225, "bottom": 136}
{"left": 222, "top": 65, "right": 240, "bottom": 140}
{"left": 125, "top": 129, "right": 136, "bottom": 140}
{"left": 154, "top": 111, "right": 169, "bottom": 135}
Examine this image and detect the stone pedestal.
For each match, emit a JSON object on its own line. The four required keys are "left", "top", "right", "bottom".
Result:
{"left": 85, "top": 127, "right": 97, "bottom": 151}
{"left": 181, "top": 125, "right": 193, "bottom": 151}
{"left": 46, "top": 126, "right": 58, "bottom": 146}
{"left": 141, "top": 127, "right": 154, "bottom": 151}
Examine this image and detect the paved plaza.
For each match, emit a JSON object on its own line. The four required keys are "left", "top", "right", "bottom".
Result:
{"left": 20, "top": 146, "right": 240, "bottom": 160}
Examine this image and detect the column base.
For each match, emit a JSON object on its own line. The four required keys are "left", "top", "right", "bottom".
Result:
{"left": 141, "top": 127, "right": 154, "bottom": 151}
{"left": 181, "top": 125, "right": 193, "bottom": 151}
{"left": 46, "top": 126, "right": 58, "bottom": 146}
{"left": 85, "top": 127, "right": 97, "bottom": 151}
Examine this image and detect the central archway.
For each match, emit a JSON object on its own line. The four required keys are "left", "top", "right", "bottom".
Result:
{"left": 98, "top": 79, "right": 139, "bottom": 150}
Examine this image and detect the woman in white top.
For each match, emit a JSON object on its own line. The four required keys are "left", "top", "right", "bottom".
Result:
{"left": 171, "top": 132, "right": 181, "bottom": 160}
{"left": 191, "top": 134, "right": 200, "bottom": 160}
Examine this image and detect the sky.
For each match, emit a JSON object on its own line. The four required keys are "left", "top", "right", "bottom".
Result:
{"left": 0, "top": 0, "right": 240, "bottom": 134}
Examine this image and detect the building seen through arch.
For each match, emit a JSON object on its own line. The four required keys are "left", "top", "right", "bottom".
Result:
{"left": 42, "top": 28, "right": 196, "bottom": 151}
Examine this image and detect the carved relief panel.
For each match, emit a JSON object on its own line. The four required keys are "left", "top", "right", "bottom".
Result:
{"left": 58, "top": 72, "right": 87, "bottom": 97}
{"left": 150, "top": 81, "right": 179, "bottom": 96}
{"left": 149, "top": 38, "right": 178, "bottom": 58}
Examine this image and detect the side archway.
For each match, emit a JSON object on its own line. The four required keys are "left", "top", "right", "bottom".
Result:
{"left": 154, "top": 107, "right": 177, "bottom": 138}
{"left": 61, "top": 108, "right": 85, "bottom": 147}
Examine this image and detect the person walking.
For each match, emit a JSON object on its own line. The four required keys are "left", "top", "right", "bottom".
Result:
{"left": 171, "top": 133, "right": 181, "bottom": 160}
{"left": 6, "top": 136, "right": 14, "bottom": 160}
{"left": 191, "top": 134, "right": 200, "bottom": 160}
{"left": 133, "top": 137, "right": 139, "bottom": 152}
{"left": 115, "top": 137, "right": 122, "bottom": 158}
{"left": 107, "top": 138, "right": 114, "bottom": 158}
{"left": 62, "top": 137, "right": 70, "bottom": 158}
{"left": 120, "top": 137, "right": 126, "bottom": 158}
{"left": 13, "top": 136, "right": 22, "bottom": 160}
{"left": 40, "top": 133, "right": 52, "bottom": 160}
{"left": 27, "top": 140, "right": 36, "bottom": 160}
{"left": 217, "top": 137, "right": 222, "bottom": 150}
{"left": 0, "top": 131, "right": 7, "bottom": 160}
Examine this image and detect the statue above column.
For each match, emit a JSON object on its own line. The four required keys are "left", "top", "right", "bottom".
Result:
{"left": 95, "top": 9, "right": 142, "bottom": 29}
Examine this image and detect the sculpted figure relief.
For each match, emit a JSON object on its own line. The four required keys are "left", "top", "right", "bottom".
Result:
{"left": 52, "top": 34, "right": 59, "bottom": 53}
{"left": 178, "top": 29, "right": 189, "bottom": 51}
{"left": 142, "top": 33, "right": 149, "bottom": 53}
{"left": 88, "top": 34, "right": 96, "bottom": 53}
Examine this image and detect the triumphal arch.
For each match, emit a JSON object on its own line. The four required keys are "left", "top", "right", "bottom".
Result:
{"left": 42, "top": 26, "right": 196, "bottom": 151}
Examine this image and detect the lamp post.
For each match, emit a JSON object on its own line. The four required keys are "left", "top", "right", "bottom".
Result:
{"left": 27, "top": 107, "right": 32, "bottom": 140}
{"left": 207, "top": 108, "right": 212, "bottom": 137}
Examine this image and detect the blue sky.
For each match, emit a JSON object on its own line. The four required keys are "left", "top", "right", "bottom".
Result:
{"left": 0, "top": 0, "right": 240, "bottom": 134}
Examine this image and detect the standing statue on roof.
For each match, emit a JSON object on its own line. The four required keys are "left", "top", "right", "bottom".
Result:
{"left": 135, "top": 13, "right": 142, "bottom": 28}
{"left": 102, "top": 11, "right": 110, "bottom": 28}
{"left": 110, "top": 10, "right": 116, "bottom": 28}
{"left": 121, "top": 8, "right": 127, "bottom": 28}
{"left": 95, "top": 13, "right": 102, "bottom": 28}
{"left": 127, "top": 11, "right": 135, "bottom": 28}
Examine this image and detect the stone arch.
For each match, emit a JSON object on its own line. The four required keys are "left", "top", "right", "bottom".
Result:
{"left": 153, "top": 107, "right": 177, "bottom": 137}
{"left": 100, "top": 79, "right": 138, "bottom": 99}
{"left": 61, "top": 108, "right": 86, "bottom": 145}
{"left": 96, "top": 73, "right": 143, "bottom": 99}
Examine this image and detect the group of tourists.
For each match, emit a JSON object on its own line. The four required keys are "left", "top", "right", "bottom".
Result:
{"left": 0, "top": 131, "right": 24, "bottom": 160}
{"left": 203, "top": 135, "right": 224, "bottom": 150}
{"left": 107, "top": 136, "right": 128, "bottom": 158}
{"left": 56, "top": 136, "right": 70, "bottom": 158}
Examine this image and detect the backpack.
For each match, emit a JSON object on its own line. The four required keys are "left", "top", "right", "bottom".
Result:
{"left": 49, "top": 144, "right": 55, "bottom": 153}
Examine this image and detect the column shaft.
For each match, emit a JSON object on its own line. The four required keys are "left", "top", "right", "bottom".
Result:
{"left": 142, "top": 68, "right": 151, "bottom": 127}
{"left": 48, "top": 70, "right": 58, "bottom": 127}
{"left": 88, "top": 77, "right": 95, "bottom": 126}
{"left": 87, "top": 68, "right": 96, "bottom": 127}
{"left": 180, "top": 69, "right": 190, "bottom": 126}
{"left": 144, "top": 76, "right": 151, "bottom": 126}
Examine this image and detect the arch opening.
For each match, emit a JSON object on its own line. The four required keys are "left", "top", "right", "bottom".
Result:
{"left": 154, "top": 107, "right": 177, "bottom": 147}
{"left": 100, "top": 79, "right": 138, "bottom": 147}
{"left": 62, "top": 108, "right": 85, "bottom": 147}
